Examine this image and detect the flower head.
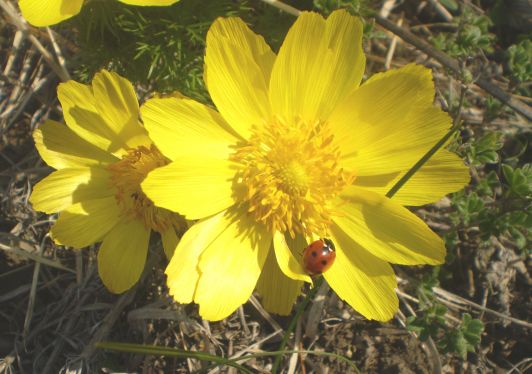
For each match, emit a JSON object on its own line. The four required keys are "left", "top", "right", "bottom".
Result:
{"left": 19, "top": 0, "right": 180, "bottom": 27}
{"left": 30, "top": 70, "right": 185, "bottom": 293}
{"left": 141, "top": 10, "right": 470, "bottom": 321}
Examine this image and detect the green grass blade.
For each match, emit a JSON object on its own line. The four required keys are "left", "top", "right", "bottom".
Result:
{"left": 96, "top": 342, "right": 254, "bottom": 374}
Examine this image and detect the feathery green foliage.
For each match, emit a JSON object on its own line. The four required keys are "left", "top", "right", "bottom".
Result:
{"left": 68, "top": 0, "right": 295, "bottom": 100}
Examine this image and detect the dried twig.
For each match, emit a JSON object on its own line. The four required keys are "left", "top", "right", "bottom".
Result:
{"left": 379, "top": 0, "right": 398, "bottom": 18}
{"left": 287, "top": 318, "right": 302, "bottom": 374}
{"left": 397, "top": 276, "right": 532, "bottom": 329}
{"left": 374, "top": 16, "right": 532, "bottom": 120}
{"left": 432, "top": 287, "right": 532, "bottom": 329}
{"left": 0, "top": 242, "right": 75, "bottom": 274}
{"left": 238, "top": 306, "right": 251, "bottom": 336}
{"left": 80, "top": 286, "right": 139, "bottom": 361}
{"left": 249, "top": 295, "right": 283, "bottom": 332}
{"left": 384, "top": 14, "right": 403, "bottom": 70}
{"left": 0, "top": 0, "right": 70, "bottom": 82}
{"left": 427, "top": 0, "right": 453, "bottom": 22}
{"left": 304, "top": 280, "right": 330, "bottom": 340}
{"left": 259, "top": 0, "right": 300, "bottom": 15}
{"left": 23, "top": 236, "right": 50, "bottom": 337}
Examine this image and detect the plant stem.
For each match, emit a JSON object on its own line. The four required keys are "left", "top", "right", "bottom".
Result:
{"left": 97, "top": 341, "right": 360, "bottom": 373}
{"left": 97, "top": 342, "right": 254, "bottom": 374}
{"left": 271, "top": 276, "right": 324, "bottom": 374}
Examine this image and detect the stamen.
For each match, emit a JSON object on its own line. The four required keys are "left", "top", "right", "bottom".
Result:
{"left": 231, "top": 118, "right": 355, "bottom": 237}
{"left": 108, "top": 144, "right": 183, "bottom": 233}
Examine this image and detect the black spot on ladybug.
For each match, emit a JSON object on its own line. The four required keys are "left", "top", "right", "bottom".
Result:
{"left": 311, "top": 251, "right": 317, "bottom": 257}
{"left": 321, "top": 260, "right": 327, "bottom": 266}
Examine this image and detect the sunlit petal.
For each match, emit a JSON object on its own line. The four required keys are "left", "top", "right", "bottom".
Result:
{"left": 30, "top": 167, "right": 113, "bottom": 214}
{"left": 325, "top": 223, "right": 398, "bottom": 321}
{"left": 194, "top": 211, "right": 272, "bottom": 321}
{"left": 335, "top": 188, "right": 446, "bottom": 265}
{"left": 51, "top": 196, "right": 122, "bottom": 249}
{"left": 270, "top": 10, "right": 365, "bottom": 122}
{"left": 98, "top": 219, "right": 150, "bottom": 293}
{"left": 205, "top": 16, "right": 275, "bottom": 138}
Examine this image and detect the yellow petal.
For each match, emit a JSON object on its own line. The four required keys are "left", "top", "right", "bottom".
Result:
{"left": 50, "top": 196, "right": 122, "bottom": 249}
{"left": 269, "top": 10, "right": 365, "bottom": 122}
{"left": 353, "top": 149, "right": 470, "bottom": 206}
{"left": 119, "top": 0, "right": 179, "bottom": 5}
{"left": 161, "top": 228, "right": 178, "bottom": 259}
{"left": 142, "top": 156, "right": 236, "bottom": 220}
{"left": 58, "top": 80, "right": 128, "bottom": 156}
{"left": 273, "top": 231, "right": 312, "bottom": 283}
{"left": 19, "top": 0, "right": 83, "bottom": 26}
{"left": 141, "top": 97, "right": 238, "bottom": 160}
{"left": 335, "top": 187, "right": 445, "bottom": 265}
{"left": 194, "top": 212, "right": 272, "bottom": 321}
{"left": 34, "top": 120, "right": 117, "bottom": 169}
{"left": 166, "top": 211, "right": 228, "bottom": 304}
{"left": 325, "top": 223, "right": 398, "bottom": 321}
{"left": 30, "top": 167, "right": 113, "bottom": 214}
{"left": 256, "top": 246, "right": 303, "bottom": 315}
{"left": 98, "top": 219, "right": 150, "bottom": 293}
{"left": 91, "top": 70, "right": 151, "bottom": 150}
{"left": 204, "top": 16, "right": 275, "bottom": 138}
{"left": 330, "top": 64, "right": 449, "bottom": 174}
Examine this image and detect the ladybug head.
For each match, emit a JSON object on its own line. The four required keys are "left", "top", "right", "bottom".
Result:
{"left": 322, "top": 237, "right": 335, "bottom": 251}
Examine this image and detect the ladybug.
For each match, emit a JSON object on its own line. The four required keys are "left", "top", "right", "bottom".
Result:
{"left": 303, "top": 238, "right": 336, "bottom": 275}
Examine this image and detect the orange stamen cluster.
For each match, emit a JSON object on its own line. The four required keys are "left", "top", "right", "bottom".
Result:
{"left": 232, "top": 118, "right": 355, "bottom": 237}
{"left": 108, "top": 144, "right": 183, "bottom": 233}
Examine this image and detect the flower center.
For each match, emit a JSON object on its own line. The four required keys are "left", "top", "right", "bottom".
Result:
{"left": 108, "top": 145, "right": 182, "bottom": 233}
{"left": 231, "top": 118, "right": 355, "bottom": 237}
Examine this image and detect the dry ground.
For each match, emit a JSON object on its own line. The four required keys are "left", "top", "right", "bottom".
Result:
{"left": 0, "top": 0, "right": 530, "bottom": 373}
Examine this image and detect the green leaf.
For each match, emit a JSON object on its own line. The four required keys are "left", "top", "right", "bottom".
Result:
{"left": 453, "top": 332, "right": 469, "bottom": 359}
{"left": 466, "top": 132, "right": 503, "bottom": 166}
{"left": 454, "top": 192, "right": 485, "bottom": 225}
{"left": 476, "top": 132, "right": 504, "bottom": 153}
{"left": 436, "top": 313, "right": 483, "bottom": 358}
{"left": 476, "top": 171, "right": 500, "bottom": 196}
{"left": 477, "top": 151, "right": 499, "bottom": 164}
{"left": 509, "top": 227, "right": 527, "bottom": 249}
{"left": 508, "top": 40, "right": 532, "bottom": 83}
{"left": 502, "top": 164, "right": 532, "bottom": 198}
{"left": 460, "top": 313, "right": 484, "bottom": 349}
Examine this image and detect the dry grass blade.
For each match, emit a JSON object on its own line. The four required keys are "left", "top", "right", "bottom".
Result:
{"left": 0, "top": 0, "right": 70, "bottom": 82}
{"left": 80, "top": 286, "right": 138, "bottom": 362}
{"left": 384, "top": 14, "right": 403, "bottom": 70}
{"left": 0, "top": 242, "right": 75, "bottom": 274}
{"left": 22, "top": 236, "right": 46, "bottom": 338}
{"left": 304, "top": 279, "right": 330, "bottom": 340}
{"left": 432, "top": 287, "right": 532, "bottom": 329}
{"left": 249, "top": 295, "right": 283, "bottom": 332}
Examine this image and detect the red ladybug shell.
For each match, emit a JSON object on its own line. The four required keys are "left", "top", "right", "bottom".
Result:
{"left": 303, "top": 238, "right": 336, "bottom": 275}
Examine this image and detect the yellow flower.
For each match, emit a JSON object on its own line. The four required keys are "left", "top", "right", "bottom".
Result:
{"left": 30, "top": 70, "right": 184, "bottom": 293}
{"left": 19, "top": 0, "right": 180, "bottom": 27}
{"left": 141, "top": 10, "right": 470, "bottom": 321}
